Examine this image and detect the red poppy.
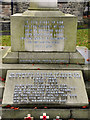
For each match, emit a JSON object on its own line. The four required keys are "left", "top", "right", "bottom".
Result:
{"left": 87, "top": 59, "right": 90, "bottom": 61}
{"left": 6, "top": 105, "right": 11, "bottom": 108}
{"left": 66, "top": 64, "right": 68, "bottom": 67}
{"left": 68, "top": 119, "right": 75, "bottom": 120}
{"left": 25, "top": 117, "right": 31, "bottom": 120}
{"left": 37, "top": 68, "right": 40, "bottom": 70}
{"left": 82, "top": 106, "right": 87, "bottom": 108}
{"left": 14, "top": 107, "right": 19, "bottom": 110}
{"left": 44, "top": 106, "right": 47, "bottom": 109}
{"left": 1, "top": 78, "right": 5, "bottom": 82}
{"left": 11, "top": 107, "right": 14, "bottom": 109}
{"left": 1, "top": 47, "right": 4, "bottom": 49}
{"left": 43, "top": 116, "right": 46, "bottom": 120}
{"left": 60, "top": 62, "right": 63, "bottom": 64}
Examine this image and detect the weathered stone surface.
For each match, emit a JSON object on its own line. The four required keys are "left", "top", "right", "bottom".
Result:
{"left": 82, "top": 65, "right": 90, "bottom": 81}
{"left": 2, "top": 51, "right": 19, "bottom": 64}
{"left": 19, "top": 52, "right": 69, "bottom": 64}
{"left": 0, "top": 81, "right": 4, "bottom": 99}
{"left": 70, "top": 50, "right": 85, "bottom": 64}
{"left": 85, "top": 81, "right": 90, "bottom": 98}
{"left": 2, "top": 108, "right": 90, "bottom": 119}
{"left": 1, "top": 63, "right": 89, "bottom": 81}
{"left": 1, "top": 46, "right": 11, "bottom": 57}
{"left": 11, "top": 12, "right": 77, "bottom": 52}
{"left": 72, "top": 109, "right": 89, "bottom": 119}
{"left": 2, "top": 70, "right": 88, "bottom": 106}
{"left": 2, "top": 109, "right": 70, "bottom": 119}
{"left": 30, "top": 0, "right": 57, "bottom": 8}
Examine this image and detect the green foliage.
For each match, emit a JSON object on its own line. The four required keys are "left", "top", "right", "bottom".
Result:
{"left": 0, "top": 29, "right": 89, "bottom": 49}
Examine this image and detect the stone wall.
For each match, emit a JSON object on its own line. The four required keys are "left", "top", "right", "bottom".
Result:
{"left": 0, "top": 2, "right": 11, "bottom": 21}
{"left": 58, "top": 2, "right": 84, "bottom": 21}
{"left": 0, "top": 2, "right": 17, "bottom": 21}
{"left": 15, "top": 2, "right": 84, "bottom": 21}
{"left": 1, "top": 2, "right": 85, "bottom": 21}
{"left": 15, "top": 2, "right": 29, "bottom": 13}
{"left": 0, "top": 1, "right": 86, "bottom": 31}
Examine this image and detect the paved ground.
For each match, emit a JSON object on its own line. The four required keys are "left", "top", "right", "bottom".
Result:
{"left": 76, "top": 46, "right": 90, "bottom": 64}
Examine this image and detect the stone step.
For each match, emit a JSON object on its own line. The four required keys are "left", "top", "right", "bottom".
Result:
{"left": 2, "top": 108, "right": 90, "bottom": 119}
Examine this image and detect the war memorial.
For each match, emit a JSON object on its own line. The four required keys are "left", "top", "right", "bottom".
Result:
{"left": 0, "top": 0, "right": 90, "bottom": 119}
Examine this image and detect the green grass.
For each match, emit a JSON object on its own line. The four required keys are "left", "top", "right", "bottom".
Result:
{"left": 77, "top": 29, "right": 89, "bottom": 49}
{"left": 0, "top": 30, "right": 10, "bottom": 33}
{"left": 0, "top": 29, "right": 89, "bottom": 49}
{"left": 0, "top": 35, "right": 11, "bottom": 46}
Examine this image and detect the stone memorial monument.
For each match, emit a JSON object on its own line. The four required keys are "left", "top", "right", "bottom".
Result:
{"left": 1, "top": 0, "right": 89, "bottom": 119}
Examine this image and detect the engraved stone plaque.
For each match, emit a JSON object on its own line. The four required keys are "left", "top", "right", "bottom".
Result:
{"left": 24, "top": 19, "right": 64, "bottom": 51}
{"left": 2, "top": 70, "right": 88, "bottom": 107}
{"left": 11, "top": 12, "right": 77, "bottom": 52}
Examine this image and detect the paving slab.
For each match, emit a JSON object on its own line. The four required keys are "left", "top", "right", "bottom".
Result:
{"left": 77, "top": 46, "right": 90, "bottom": 64}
